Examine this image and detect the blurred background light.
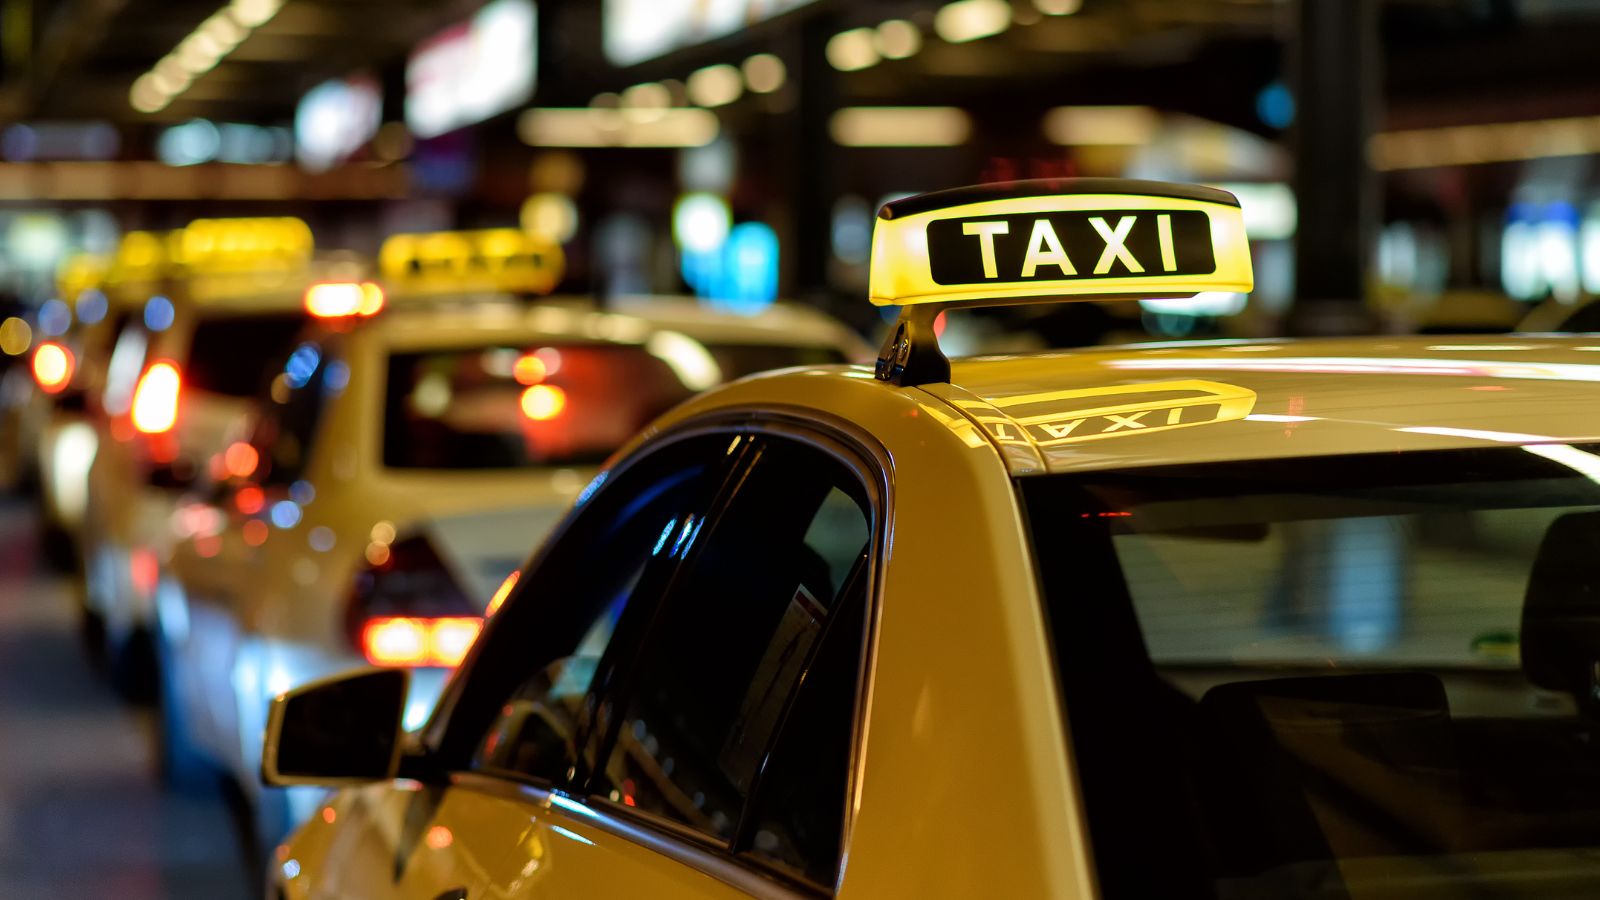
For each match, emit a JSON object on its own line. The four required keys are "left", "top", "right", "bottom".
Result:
{"left": 935, "top": 0, "right": 1012, "bottom": 43}
{"left": 875, "top": 20, "right": 922, "bottom": 60}
{"left": 144, "top": 295, "right": 175, "bottom": 331}
{"left": 295, "top": 75, "right": 382, "bottom": 172}
{"left": 830, "top": 107, "right": 972, "bottom": 147}
{"left": 0, "top": 317, "right": 31, "bottom": 356}
{"left": 520, "top": 192, "right": 579, "bottom": 243}
{"left": 827, "top": 28, "right": 880, "bottom": 71}
{"left": 1256, "top": 80, "right": 1295, "bottom": 130}
{"left": 518, "top": 108, "right": 718, "bottom": 147}
{"left": 686, "top": 64, "right": 743, "bottom": 107}
{"left": 673, "top": 192, "right": 731, "bottom": 254}
{"left": 405, "top": 0, "right": 537, "bottom": 139}
{"left": 1044, "top": 105, "right": 1159, "bottom": 146}
{"left": 37, "top": 298, "right": 70, "bottom": 337}
{"left": 741, "top": 54, "right": 786, "bottom": 94}
{"left": 1035, "top": 0, "right": 1082, "bottom": 14}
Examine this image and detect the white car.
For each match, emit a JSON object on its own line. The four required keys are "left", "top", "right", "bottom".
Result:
{"left": 80, "top": 219, "right": 326, "bottom": 695}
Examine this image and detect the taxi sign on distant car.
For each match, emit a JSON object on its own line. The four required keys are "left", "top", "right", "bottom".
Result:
{"left": 869, "top": 178, "right": 1253, "bottom": 384}
{"left": 378, "top": 228, "right": 564, "bottom": 296}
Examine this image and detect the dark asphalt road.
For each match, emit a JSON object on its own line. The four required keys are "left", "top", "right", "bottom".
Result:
{"left": 0, "top": 498, "right": 253, "bottom": 899}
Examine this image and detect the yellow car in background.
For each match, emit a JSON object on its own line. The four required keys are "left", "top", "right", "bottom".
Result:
{"left": 265, "top": 180, "right": 1600, "bottom": 900}
{"left": 81, "top": 219, "right": 332, "bottom": 694}
{"left": 156, "top": 229, "right": 868, "bottom": 848}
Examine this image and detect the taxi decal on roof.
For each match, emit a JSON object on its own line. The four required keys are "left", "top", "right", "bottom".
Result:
{"left": 985, "top": 379, "right": 1257, "bottom": 447}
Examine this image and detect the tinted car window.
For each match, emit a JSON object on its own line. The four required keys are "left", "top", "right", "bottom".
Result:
{"left": 590, "top": 438, "right": 871, "bottom": 847}
{"left": 466, "top": 435, "right": 735, "bottom": 784}
{"left": 1024, "top": 446, "right": 1600, "bottom": 899}
{"left": 186, "top": 312, "right": 308, "bottom": 397}
{"left": 250, "top": 341, "right": 339, "bottom": 487}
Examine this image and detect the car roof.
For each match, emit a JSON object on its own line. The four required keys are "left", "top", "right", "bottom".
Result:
{"left": 921, "top": 334, "right": 1600, "bottom": 475}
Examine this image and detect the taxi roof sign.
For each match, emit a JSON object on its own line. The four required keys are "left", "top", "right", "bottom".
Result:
{"left": 868, "top": 178, "right": 1252, "bottom": 307}
{"left": 870, "top": 179, "right": 1254, "bottom": 386}
{"left": 379, "top": 228, "right": 564, "bottom": 296}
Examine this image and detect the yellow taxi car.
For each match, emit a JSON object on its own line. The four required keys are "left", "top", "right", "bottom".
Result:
{"left": 264, "top": 180, "right": 1600, "bottom": 899}
{"left": 154, "top": 229, "right": 868, "bottom": 848}
{"left": 81, "top": 218, "right": 331, "bottom": 693}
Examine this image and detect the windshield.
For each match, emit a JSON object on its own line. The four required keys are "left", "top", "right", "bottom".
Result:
{"left": 384, "top": 341, "right": 843, "bottom": 470}
{"left": 1022, "top": 445, "right": 1600, "bottom": 899}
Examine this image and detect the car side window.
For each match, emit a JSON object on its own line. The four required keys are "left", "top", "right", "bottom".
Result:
{"left": 587, "top": 436, "right": 873, "bottom": 863}
{"left": 250, "top": 340, "right": 339, "bottom": 487}
{"left": 464, "top": 434, "right": 740, "bottom": 785}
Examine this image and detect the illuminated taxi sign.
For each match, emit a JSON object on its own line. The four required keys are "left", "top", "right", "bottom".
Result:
{"left": 379, "top": 228, "right": 564, "bottom": 296}
{"left": 107, "top": 219, "right": 314, "bottom": 284}
{"left": 869, "top": 178, "right": 1252, "bottom": 307}
{"left": 179, "top": 217, "right": 313, "bottom": 271}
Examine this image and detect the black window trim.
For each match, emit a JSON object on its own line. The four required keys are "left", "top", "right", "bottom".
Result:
{"left": 422, "top": 405, "right": 894, "bottom": 897}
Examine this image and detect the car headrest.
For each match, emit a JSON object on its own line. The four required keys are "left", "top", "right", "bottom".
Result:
{"left": 1522, "top": 509, "right": 1600, "bottom": 696}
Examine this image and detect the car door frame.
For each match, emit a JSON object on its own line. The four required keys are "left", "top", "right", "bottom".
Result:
{"left": 421, "top": 405, "right": 894, "bottom": 898}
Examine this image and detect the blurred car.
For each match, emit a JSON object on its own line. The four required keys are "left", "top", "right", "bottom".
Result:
{"left": 80, "top": 218, "right": 327, "bottom": 693}
{"left": 156, "top": 229, "right": 868, "bottom": 848}
{"left": 262, "top": 180, "right": 1600, "bottom": 900}
{"left": 25, "top": 252, "right": 134, "bottom": 569}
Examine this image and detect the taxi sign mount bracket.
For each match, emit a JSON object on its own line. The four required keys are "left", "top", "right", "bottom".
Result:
{"left": 875, "top": 305, "right": 949, "bottom": 386}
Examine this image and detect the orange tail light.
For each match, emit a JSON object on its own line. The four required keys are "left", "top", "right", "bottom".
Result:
{"left": 31, "top": 341, "right": 74, "bottom": 394}
{"left": 131, "top": 360, "right": 182, "bottom": 434}
{"left": 305, "top": 282, "right": 385, "bottom": 319}
{"left": 361, "top": 616, "right": 483, "bottom": 668}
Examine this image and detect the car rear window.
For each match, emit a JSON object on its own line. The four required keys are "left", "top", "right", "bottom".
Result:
{"left": 1023, "top": 446, "right": 1600, "bottom": 899}
{"left": 185, "top": 312, "right": 308, "bottom": 397}
{"left": 383, "top": 341, "right": 840, "bottom": 470}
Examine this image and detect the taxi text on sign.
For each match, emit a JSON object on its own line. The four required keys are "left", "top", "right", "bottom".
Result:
{"left": 868, "top": 183, "right": 1253, "bottom": 307}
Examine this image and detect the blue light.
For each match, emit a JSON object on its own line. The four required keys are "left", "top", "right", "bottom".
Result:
{"left": 308, "top": 526, "right": 336, "bottom": 552}
{"left": 37, "top": 298, "right": 70, "bottom": 336}
{"left": 652, "top": 517, "right": 679, "bottom": 556}
{"left": 144, "top": 295, "right": 175, "bottom": 331}
{"left": 76, "top": 289, "right": 108, "bottom": 325}
{"left": 284, "top": 343, "right": 321, "bottom": 388}
{"left": 289, "top": 479, "right": 315, "bottom": 505}
{"left": 576, "top": 471, "right": 608, "bottom": 506}
{"left": 270, "top": 500, "right": 302, "bottom": 529}
{"left": 706, "top": 222, "right": 779, "bottom": 313}
{"left": 670, "top": 515, "right": 696, "bottom": 558}
{"left": 323, "top": 359, "right": 350, "bottom": 396}
{"left": 1256, "top": 81, "right": 1294, "bottom": 130}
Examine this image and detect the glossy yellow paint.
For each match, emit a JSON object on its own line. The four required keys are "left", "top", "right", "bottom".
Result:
{"left": 274, "top": 331, "right": 1600, "bottom": 900}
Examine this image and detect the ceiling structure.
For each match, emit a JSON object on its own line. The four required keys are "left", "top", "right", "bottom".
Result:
{"left": 0, "top": 0, "right": 1599, "bottom": 137}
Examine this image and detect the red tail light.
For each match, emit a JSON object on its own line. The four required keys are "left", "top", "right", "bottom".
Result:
{"left": 31, "top": 341, "right": 74, "bottom": 394}
{"left": 361, "top": 616, "right": 482, "bottom": 668}
{"left": 346, "top": 534, "right": 483, "bottom": 668}
{"left": 131, "top": 360, "right": 181, "bottom": 434}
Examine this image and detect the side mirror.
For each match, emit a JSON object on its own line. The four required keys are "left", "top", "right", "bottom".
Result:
{"left": 262, "top": 667, "right": 409, "bottom": 787}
